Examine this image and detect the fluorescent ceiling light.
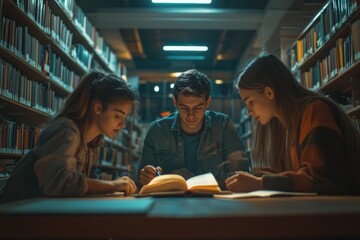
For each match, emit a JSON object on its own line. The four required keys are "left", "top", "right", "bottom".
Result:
{"left": 163, "top": 46, "right": 208, "bottom": 51}
{"left": 166, "top": 56, "right": 206, "bottom": 60}
{"left": 152, "top": 0, "right": 211, "bottom": 4}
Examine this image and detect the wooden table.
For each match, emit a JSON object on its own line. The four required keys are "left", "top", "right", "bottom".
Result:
{"left": 1, "top": 196, "right": 360, "bottom": 239}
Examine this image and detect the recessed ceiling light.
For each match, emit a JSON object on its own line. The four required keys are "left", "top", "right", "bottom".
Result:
{"left": 163, "top": 46, "right": 208, "bottom": 51}
{"left": 152, "top": 0, "right": 211, "bottom": 4}
{"left": 166, "top": 56, "right": 206, "bottom": 60}
{"left": 215, "top": 79, "right": 223, "bottom": 84}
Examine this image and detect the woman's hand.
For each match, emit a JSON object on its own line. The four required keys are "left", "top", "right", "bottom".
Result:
{"left": 112, "top": 176, "right": 137, "bottom": 196}
{"left": 225, "top": 171, "right": 262, "bottom": 192}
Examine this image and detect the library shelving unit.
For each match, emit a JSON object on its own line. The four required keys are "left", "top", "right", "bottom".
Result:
{"left": 290, "top": 0, "right": 360, "bottom": 129}
{"left": 0, "top": 0, "right": 139, "bottom": 187}
{"left": 236, "top": 0, "right": 360, "bottom": 171}
{"left": 238, "top": 105, "right": 252, "bottom": 164}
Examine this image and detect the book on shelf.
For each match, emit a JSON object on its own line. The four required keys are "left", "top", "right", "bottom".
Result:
{"left": 213, "top": 190, "right": 317, "bottom": 199}
{"left": 352, "top": 18, "right": 360, "bottom": 61}
{"left": 135, "top": 172, "right": 222, "bottom": 197}
{"left": 0, "top": 0, "right": 132, "bottom": 182}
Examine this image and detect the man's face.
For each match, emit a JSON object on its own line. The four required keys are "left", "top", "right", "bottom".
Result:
{"left": 173, "top": 94, "right": 211, "bottom": 134}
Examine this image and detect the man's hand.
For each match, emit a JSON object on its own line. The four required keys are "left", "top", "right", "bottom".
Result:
{"left": 139, "top": 165, "right": 162, "bottom": 186}
{"left": 225, "top": 171, "right": 262, "bottom": 192}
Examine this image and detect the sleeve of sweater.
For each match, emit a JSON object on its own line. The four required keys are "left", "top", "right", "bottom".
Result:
{"left": 262, "top": 101, "right": 350, "bottom": 194}
{"left": 34, "top": 120, "right": 88, "bottom": 196}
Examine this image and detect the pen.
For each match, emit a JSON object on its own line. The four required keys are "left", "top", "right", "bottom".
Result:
{"left": 155, "top": 168, "right": 161, "bottom": 176}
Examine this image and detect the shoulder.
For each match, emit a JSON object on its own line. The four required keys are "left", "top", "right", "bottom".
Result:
{"left": 38, "top": 117, "right": 81, "bottom": 143}
{"left": 302, "top": 100, "right": 336, "bottom": 125}
{"left": 299, "top": 100, "right": 341, "bottom": 141}
{"left": 305, "top": 100, "right": 333, "bottom": 113}
{"left": 43, "top": 117, "right": 80, "bottom": 134}
{"left": 205, "top": 110, "right": 231, "bottom": 124}
{"left": 149, "top": 112, "right": 176, "bottom": 129}
{"left": 143, "top": 114, "right": 176, "bottom": 142}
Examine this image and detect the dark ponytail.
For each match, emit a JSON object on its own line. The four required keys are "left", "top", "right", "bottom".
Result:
{"left": 54, "top": 71, "right": 138, "bottom": 122}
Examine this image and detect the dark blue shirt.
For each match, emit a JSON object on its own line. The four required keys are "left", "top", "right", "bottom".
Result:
{"left": 179, "top": 127, "right": 202, "bottom": 175}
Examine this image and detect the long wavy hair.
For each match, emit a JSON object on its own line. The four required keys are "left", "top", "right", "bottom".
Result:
{"left": 234, "top": 53, "right": 360, "bottom": 190}
{"left": 53, "top": 71, "right": 138, "bottom": 136}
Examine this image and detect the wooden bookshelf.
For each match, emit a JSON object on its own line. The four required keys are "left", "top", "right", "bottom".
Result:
{"left": 296, "top": 8, "right": 360, "bottom": 72}
{"left": 319, "top": 59, "right": 360, "bottom": 94}
{"left": 47, "top": 0, "right": 120, "bottom": 75}
{"left": 0, "top": 95, "right": 50, "bottom": 126}
{"left": 0, "top": 0, "right": 138, "bottom": 182}
{"left": 237, "top": 0, "right": 360, "bottom": 168}
{"left": 237, "top": 102, "right": 253, "bottom": 164}
{"left": 3, "top": 0, "right": 86, "bottom": 75}
{"left": 290, "top": 0, "right": 360, "bottom": 118}
{"left": 0, "top": 45, "right": 70, "bottom": 96}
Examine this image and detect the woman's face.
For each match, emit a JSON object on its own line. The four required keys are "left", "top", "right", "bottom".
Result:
{"left": 239, "top": 87, "right": 276, "bottom": 125}
{"left": 96, "top": 100, "right": 133, "bottom": 138}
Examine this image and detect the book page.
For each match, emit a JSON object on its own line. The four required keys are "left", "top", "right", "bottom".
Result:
{"left": 186, "top": 173, "right": 219, "bottom": 191}
{"left": 213, "top": 190, "right": 317, "bottom": 199}
{"left": 139, "top": 174, "right": 187, "bottom": 194}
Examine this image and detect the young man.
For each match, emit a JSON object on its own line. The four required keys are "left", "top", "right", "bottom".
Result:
{"left": 137, "top": 69, "right": 248, "bottom": 189}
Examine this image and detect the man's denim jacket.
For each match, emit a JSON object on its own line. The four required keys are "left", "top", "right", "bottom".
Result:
{"left": 137, "top": 110, "right": 248, "bottom": 188}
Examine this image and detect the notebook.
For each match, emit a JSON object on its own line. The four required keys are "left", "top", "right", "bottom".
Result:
{"left": 213, "top": 190, "right": 317, "bottom": 199}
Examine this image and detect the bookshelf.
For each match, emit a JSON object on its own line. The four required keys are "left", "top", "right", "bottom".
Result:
{"left": 237, "top": 103, "right": 252, "bottom": 168}
{"left": 236, "top": 0, "right": 360, "bottom": 171}
{"left": 0, "top": 0, "right": 138, "bottom": 187}
{"left": 290, "top": 0, "right": 360, "bottom": 126}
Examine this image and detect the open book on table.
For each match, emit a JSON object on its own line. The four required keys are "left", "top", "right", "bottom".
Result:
{"left": 136, "top": 172, "right": 222, "bottom": 197}
{"left": 213, "top": 190, "right": 317, "bottom": 199}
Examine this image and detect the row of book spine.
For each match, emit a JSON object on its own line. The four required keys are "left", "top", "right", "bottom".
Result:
{"left": 98, "top": 147, "right": 125, "bottom": 168}
{"left": 0, "top": 58, "right": 65, "bottom": 115}
{"left": 0, "top": 0, "right": 132, "bottom": 177}
{"left": 16, "top": 0, "right": 73, "bottom": 54}
{"left": 90, "top": 167, "right": 121, "bottom": 181}
{"left": 0, "top": 116, "right": 40, "bottom": 154}
{"left": 299, "top": 32, "right": 353, "bottom": 91}
{"left": 1, "top": 17, "right": 81, "bottom": 91}
{"left": 13, "top": 0, "right": 124, "bottom": 75}
{"left": 291, "top": 0, "right": 358, "bottom": 67}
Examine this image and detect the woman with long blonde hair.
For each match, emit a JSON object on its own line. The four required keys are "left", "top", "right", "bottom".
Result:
{"left": 226, "top": 53, "right": 360, "bottom": 195}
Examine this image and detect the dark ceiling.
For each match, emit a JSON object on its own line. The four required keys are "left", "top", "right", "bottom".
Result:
{"left": 75, "top": 0, "right": 326, "bottom": 82}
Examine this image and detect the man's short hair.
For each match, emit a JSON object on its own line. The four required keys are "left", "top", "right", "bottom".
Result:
{"left": 173, "top": 69, "right": 211, "bottom": 100}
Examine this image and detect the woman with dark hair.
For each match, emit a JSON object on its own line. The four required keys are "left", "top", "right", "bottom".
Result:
{"left": 226, "top": 53, "right": 360, "bottom": 195}
{"left": 0, "top": 71, "right": 138, "bottom": 202}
